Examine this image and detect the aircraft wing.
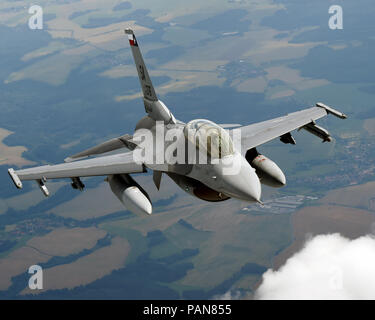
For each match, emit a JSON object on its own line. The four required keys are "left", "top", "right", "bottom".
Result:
{"left": 8, "top": 151, "right": 145, "bottom": 190}
{"left": 240, "top": 103, "right": 346, "bottom": 153}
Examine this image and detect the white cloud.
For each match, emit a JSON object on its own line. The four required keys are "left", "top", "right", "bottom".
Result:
{"left": 212, "top": 289, "right": 242, "bottom": 300}
{"left": 255, "top": 233, "right": 375, "bottom": 300}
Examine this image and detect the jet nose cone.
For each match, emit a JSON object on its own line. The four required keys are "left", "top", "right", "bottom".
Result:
{"left": 218, "top": 155, "right": 262, "bottom": 203}
{"left": 235, "top": 168, "right": 262, "bottom": 202}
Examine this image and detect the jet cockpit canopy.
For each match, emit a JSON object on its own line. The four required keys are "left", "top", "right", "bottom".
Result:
{"left": 184, "top": 119, "right": 234, "bottom": 159}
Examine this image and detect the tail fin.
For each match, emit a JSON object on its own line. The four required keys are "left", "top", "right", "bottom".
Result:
{"left": 125, "top": 28, "right": 158, "bottom": 102}
{"left": 125, "top": 28, "right": 175, "bottom": 124}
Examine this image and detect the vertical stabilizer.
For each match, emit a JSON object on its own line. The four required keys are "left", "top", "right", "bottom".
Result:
{"left": 125, "top": 28, "right": 175, "bottom": 124}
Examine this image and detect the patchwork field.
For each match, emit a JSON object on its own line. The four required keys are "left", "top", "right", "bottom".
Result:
{"left": 0, "top": 181, "right": 65, "bottom": 215}
{"left": 320, "top": 181, "right": 375, "bottom": 212}
{"left": 0, "top": 128, "right": 35, "bottom": 167}
{"left": 0, "top": 227, "right": 107, "bottom": 290}
{"left": 21, "top": 236, "right": 130, "bottom": 294}
{"left": 274, "top": 205, "right": 375, "bottom": 269}
{"left": 26, "top": 227, "right": 107, "bottom": 256}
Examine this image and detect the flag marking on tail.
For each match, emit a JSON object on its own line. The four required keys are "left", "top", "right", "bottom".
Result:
{"left": 128, "top": 33, "right": 138, "bottom": 47}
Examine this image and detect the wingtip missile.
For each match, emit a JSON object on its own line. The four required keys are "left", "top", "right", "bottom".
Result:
{"left": 8, "top": 168, "right": 22, "bottom": 189}
{"left": 316, "top": 102, "right": 347, "bottom": 119}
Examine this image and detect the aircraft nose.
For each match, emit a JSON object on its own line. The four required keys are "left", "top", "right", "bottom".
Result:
{"left": 218, "top": 155, "right": 262, "bottom": 203}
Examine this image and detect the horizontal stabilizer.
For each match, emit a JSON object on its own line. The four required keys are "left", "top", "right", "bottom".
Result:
{"left": 219, "top": 124, "right": 242, "bottom": 129}
{"left": 65, "top": 134, "right": 137, "bottom": 162}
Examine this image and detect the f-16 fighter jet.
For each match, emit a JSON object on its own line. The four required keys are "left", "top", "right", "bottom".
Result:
{"left": 8, "top": 29, "right": 346, "bottom": 216}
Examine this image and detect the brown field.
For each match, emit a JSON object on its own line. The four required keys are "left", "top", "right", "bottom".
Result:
{"left": 114, "top": 59, "right": 226, "bottom": 101}
{"left": 21, "top": 237, "right": 130, "bottom": 294}
{"left": 49, "top": 182, "right": 125, "bottom": 220}
{"left": 265, "top": 65, "right": 329, "bottom": 92}
{"left": 101, "top": 182, "right": 284, "bottom": 289}
{"left": 0, "top": 181, "right": 65, "bottom": 215}
{"left": 5, "top": 53, "right": 84, "bottom": 86}
{"left": 104, "top": 195, "right": 208, "bottom": 236}
{"left": 0, "top": 227, "right": 107, "bottom": 290}
{"left": 26, "top": 227, "right": 107, "bottom": 256}
{"left": 0, "top": 246, "right": 50, "bottom": 290}
{"left": 0, "top": 128, "right": 35, "bottom": 167}
{"left": 177, "top": 200, "right": 286, "bottom": 288}
{"left": 273, "top": 205, "right": 375, "bottom": 269}
{"left": 320, "top": 181, "right": 375, "bottom": 211}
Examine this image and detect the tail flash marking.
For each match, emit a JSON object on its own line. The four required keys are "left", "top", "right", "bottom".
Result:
{"left": 128, "top": 34, "right": 138, "bottom": 47}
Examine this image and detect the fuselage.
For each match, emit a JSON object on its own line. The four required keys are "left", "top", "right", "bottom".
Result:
{"left": 134, "top": 115, "right": 262, "bottom": 203}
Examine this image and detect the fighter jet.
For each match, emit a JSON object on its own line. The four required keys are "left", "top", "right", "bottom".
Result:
{"left": 8, "top": 28, "right": 347, "bottom": 216}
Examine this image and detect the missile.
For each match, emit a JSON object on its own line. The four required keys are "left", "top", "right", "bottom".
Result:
{"left": 37, "top": 178, "right": 49, "bottom": 197}
{"left": 108, "top": 174, "right": 152, "bottom": 215}
{"left": 250, "top": 154, "right": 286, "bottom": 188}
{"left": 316, "top": 102, "right": 347, "bottom": 119}
{"left": 300, "top": 121, "right": 332, "bottom": 142}
{"left": 8, "top": 168, "right": 22, "bottom": 189}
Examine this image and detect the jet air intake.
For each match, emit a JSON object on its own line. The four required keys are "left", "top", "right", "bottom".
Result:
{"left": 108, "top": 174, "right": 152, "bottom": 215}
{"left": 245, "top": 149, "right": 286, "bottom": 188}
